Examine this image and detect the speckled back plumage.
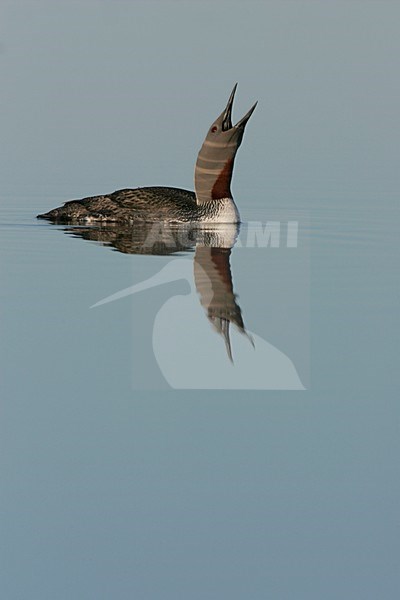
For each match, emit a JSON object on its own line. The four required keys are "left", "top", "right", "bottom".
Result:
{"left": 39, "top": 187, "right": 197, "bottom": 223}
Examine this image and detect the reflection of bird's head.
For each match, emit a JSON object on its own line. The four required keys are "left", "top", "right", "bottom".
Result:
{"left": 91, "top": 244, "right": 252, "bottom": 363}
{"left": 207, "top": 304, "right": 254, "bottom": 363}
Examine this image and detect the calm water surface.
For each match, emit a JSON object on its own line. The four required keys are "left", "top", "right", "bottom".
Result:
{"left": 1, "top": 189, "right": 398, "bottom": 598}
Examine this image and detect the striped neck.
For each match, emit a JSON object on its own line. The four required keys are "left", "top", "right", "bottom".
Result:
{"left": 194, "top": 141, "right": 237, "bottom": 206}
{"left": 193, "top": 85, "right": 256, "bottom": 206}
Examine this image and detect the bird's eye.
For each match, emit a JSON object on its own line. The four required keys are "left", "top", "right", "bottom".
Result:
{"left": 211, "top": 125, "right": 218, "bottom": 133}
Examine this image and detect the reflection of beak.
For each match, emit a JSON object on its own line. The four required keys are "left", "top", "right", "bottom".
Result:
{"left": 222, "top": 83, "right": 258, "bottom": 132}
{"left": 212, "top": 317, "right": 255, "bottom": 363}
{"left": 220, "top": 318, "right": 233, "bottom": 363}
{"left": 91, "top": 264, "right": 184, "bottom": 308}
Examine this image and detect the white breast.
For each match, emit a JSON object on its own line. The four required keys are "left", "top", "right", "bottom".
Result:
{"left": 201, "top": 198, "right": 240, "bottom": 224}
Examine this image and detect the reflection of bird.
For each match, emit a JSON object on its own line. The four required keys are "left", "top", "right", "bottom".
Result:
{"left": 91, "top": 226, "right": 305, "bottom": 390}
{"left": 64, "top": 221, "right": 205, "bottom": 255}
{"left": 193, "top": 245, "right": 253, "bottom": 362}
{"left": 37, "top": 85, "right": 256, "bottom": 224}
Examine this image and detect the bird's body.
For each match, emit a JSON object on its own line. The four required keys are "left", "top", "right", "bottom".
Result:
{"left": 38, "top": 85, "right": 256, "bottom": 224}
{"left": 40, "top": 186, "right": 239, "bottom": 224}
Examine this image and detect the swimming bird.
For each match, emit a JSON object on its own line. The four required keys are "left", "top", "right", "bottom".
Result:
{"left": 37, "top": 84, "right": 257, "bottom": 224}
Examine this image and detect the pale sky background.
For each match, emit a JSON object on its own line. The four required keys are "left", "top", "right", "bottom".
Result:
{"left": 1, "top": 1, "right": 399, "bottom": 204}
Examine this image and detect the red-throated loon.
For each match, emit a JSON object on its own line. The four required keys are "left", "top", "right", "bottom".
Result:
{"left": 37, "top": 85, "right": 257, "bottom": 224}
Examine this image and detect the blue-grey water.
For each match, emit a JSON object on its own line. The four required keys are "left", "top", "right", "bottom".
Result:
{"left": 1, "top": 2, "right": 399, "bottom": 599}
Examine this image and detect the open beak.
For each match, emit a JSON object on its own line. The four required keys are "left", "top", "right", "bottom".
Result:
{"left": 221, "top": 83, "right": 257, "bottom": 132}
{"left": 222, "top": 83, "right": 237, "bottom": 131}
{"left": 235, "top": 100, "right": 258, "bottom": 129}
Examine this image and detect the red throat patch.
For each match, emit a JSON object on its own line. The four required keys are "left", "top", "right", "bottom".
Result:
{"left": 210, "top": 248, "right": 233, "bottom": 290}
{"left": 211, "top": 159, "right": 234, "bottom": 200}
